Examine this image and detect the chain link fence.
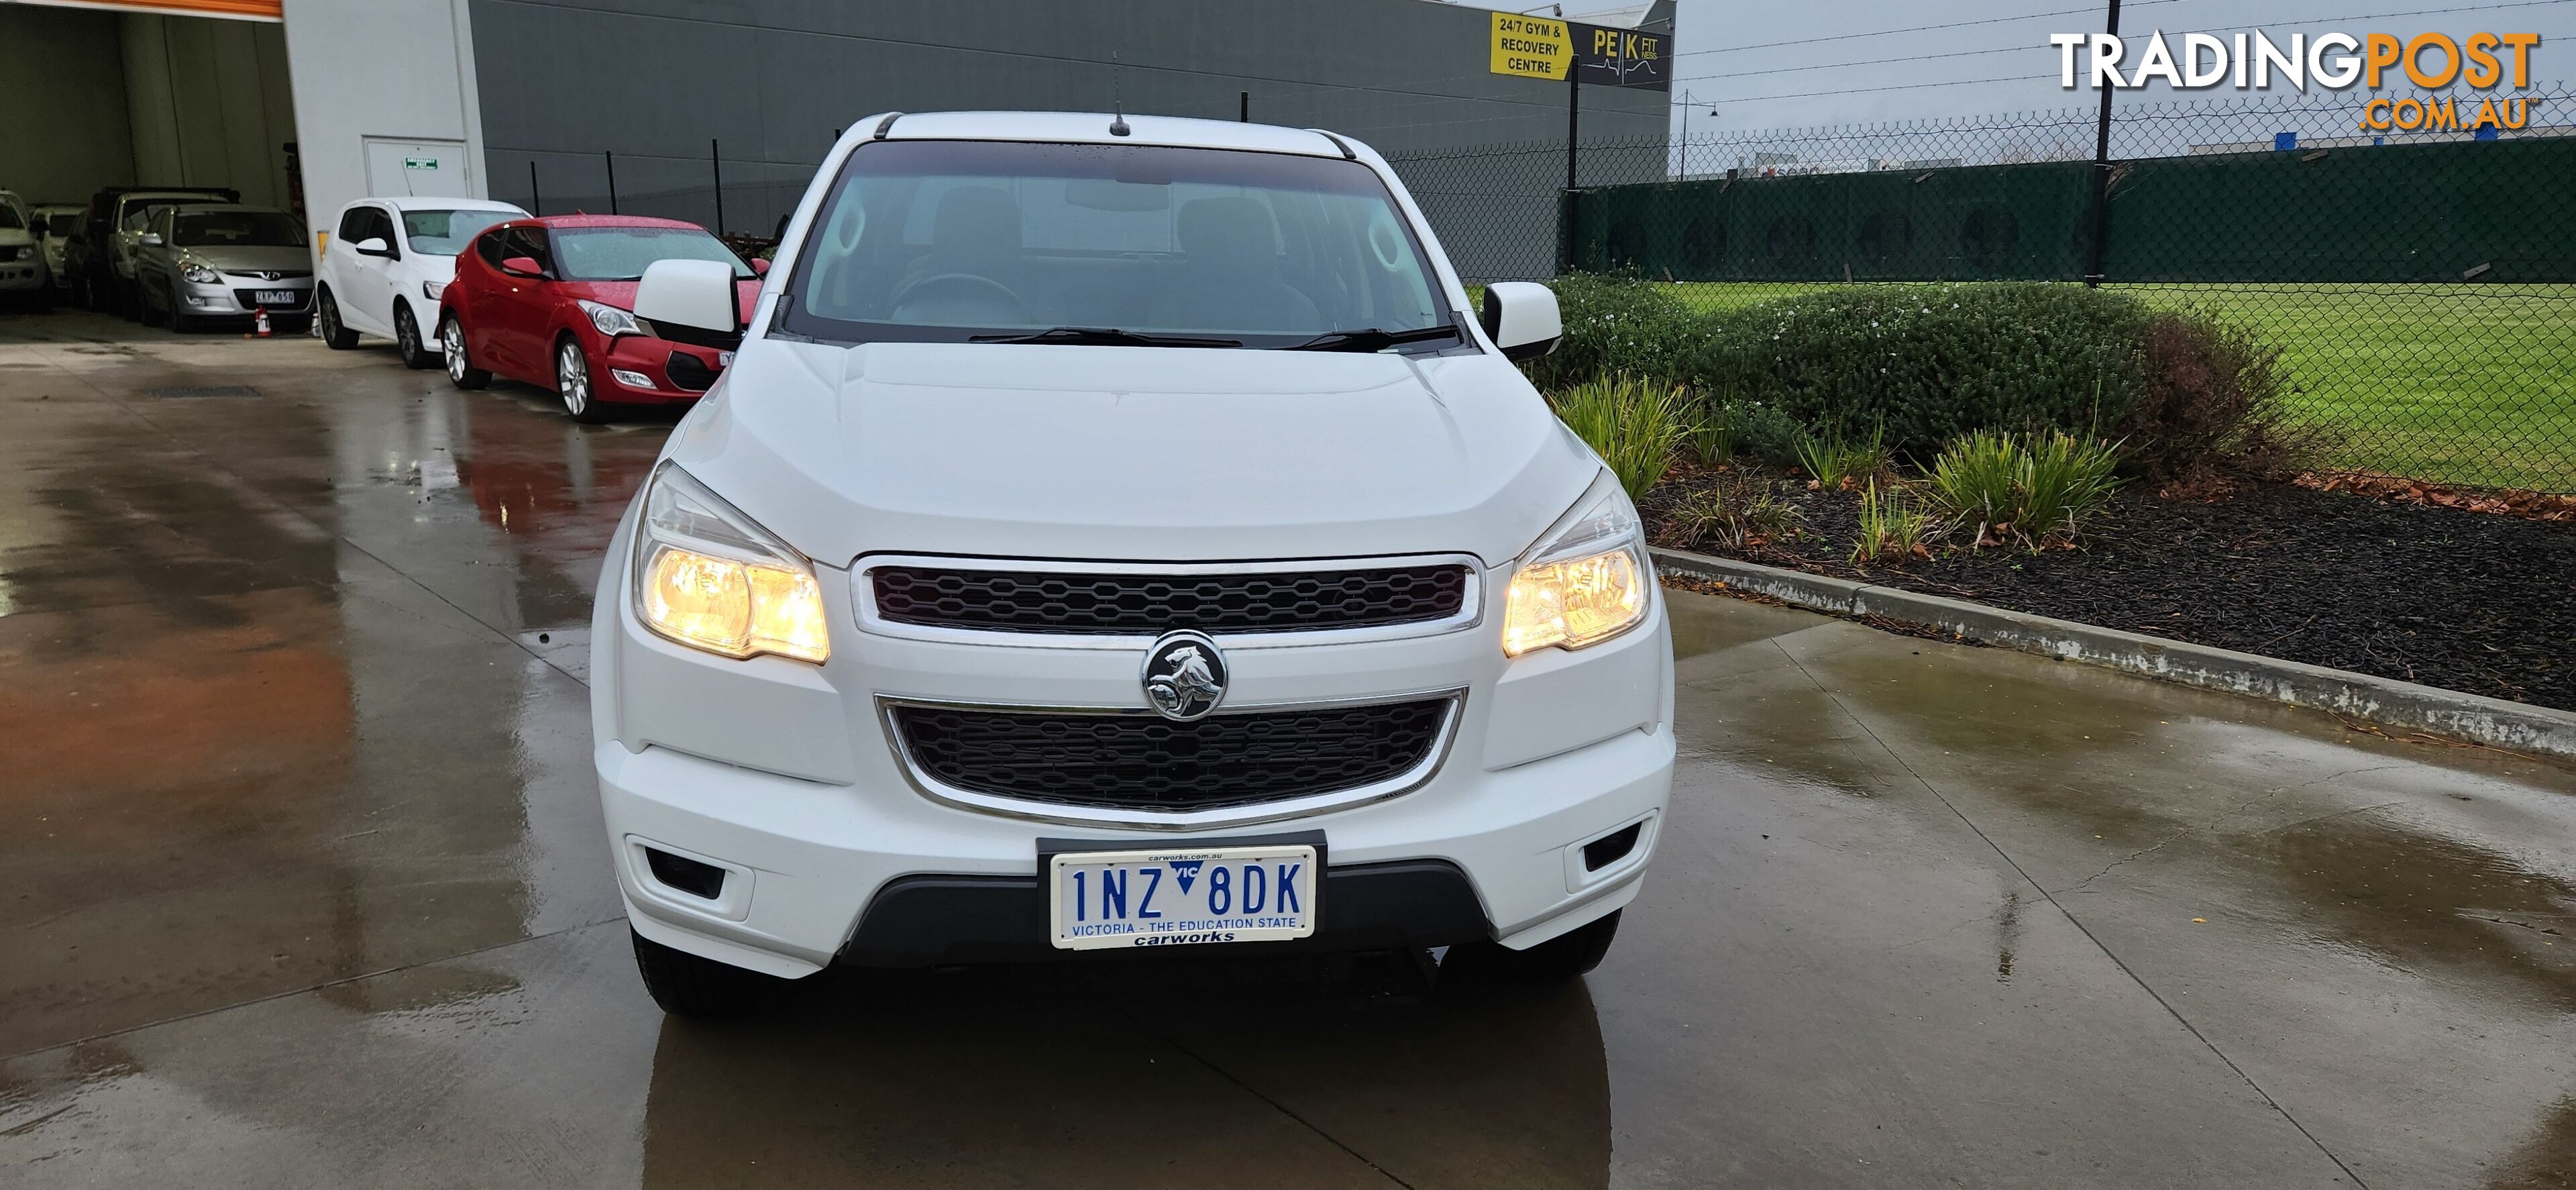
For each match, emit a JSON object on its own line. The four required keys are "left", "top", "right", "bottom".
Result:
{"left": 1387, "top": 88, "right": 2576, "bottom": 493}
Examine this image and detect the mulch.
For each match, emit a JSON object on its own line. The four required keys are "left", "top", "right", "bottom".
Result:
{"left": 1642, "top": 466, "right": 2576, "bottom": 712}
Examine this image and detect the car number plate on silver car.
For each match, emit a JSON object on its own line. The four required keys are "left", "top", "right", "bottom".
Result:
{"left": 254, "top": 289, "right": 301, "bottom": 305}
{"left": 1047, "top": 843, "right": 1318, "bottom": 951}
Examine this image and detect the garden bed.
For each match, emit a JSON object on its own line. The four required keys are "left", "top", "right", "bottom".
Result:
{"left": 1642, "top": 468, "right": 2576, "bottom": 712}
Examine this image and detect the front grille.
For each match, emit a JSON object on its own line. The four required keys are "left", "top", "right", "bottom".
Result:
{"left": 871, "top": 564, "right": 1470, "bottom": 635}
{"left": 890, "top": 698, "right": 1453, "bottom": 812}
{"left": 233, "top": 288, "right": 311, "bottom": 311}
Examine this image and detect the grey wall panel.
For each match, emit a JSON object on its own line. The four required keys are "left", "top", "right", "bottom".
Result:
{"left": 470, "top": 0, "right": 1668, "bottom": 244}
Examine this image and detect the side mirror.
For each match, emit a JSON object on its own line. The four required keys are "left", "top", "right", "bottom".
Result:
{"left": 751, "top": 257, "right": 770, "bottom": 276}
{"left": 354, "top": 237, "right": 394, "bottom": 258}
{"left": 635, "top": 258, "right": 743, "bottom": 341}
{"left": 500, "top": 255, "right": 545, "bottom": 278}
{"left": 1480, "top": 281, "right": 1561, "bottom": 363}
{"left": 138, "top": 233, "right": 164, "bottom": 248}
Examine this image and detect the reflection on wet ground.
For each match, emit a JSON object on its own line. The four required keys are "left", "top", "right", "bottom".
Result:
{"left": 3, "top": 311, "right": 2573, "bottom": 1187}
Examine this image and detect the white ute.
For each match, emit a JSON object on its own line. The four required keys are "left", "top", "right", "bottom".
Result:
{"left": 596, "top": 112, "right": 1674, "bottom": 1017}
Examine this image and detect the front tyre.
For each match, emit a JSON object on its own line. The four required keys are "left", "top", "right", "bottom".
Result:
{"left": 1446, "top": 909, "right": 1623, "bottom": 985}
{"left": 393, "top": 302, "right": 435, "bottom": 369}
{"left": 441, "top": 314, "right": 491, "bottom": 389}
{"left": 557, "top": 335, "right": 611, "bottom": 424}
{"left": 631, "top": 929, "right": 782, "bottom": 1018}
{"left": 317, "top": 286, "right": 360, "bottom": 349}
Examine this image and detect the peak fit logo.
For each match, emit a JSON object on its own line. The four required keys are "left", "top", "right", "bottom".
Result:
{"left": 2049, "top": 31, "right": 2544, "bottom": 132}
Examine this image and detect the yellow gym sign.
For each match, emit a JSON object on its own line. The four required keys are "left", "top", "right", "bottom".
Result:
{"left": 1491, "top": 12, "right": 1574, "bottom": 80}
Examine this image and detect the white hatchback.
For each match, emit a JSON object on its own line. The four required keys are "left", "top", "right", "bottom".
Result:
{"left": 317, "top": 197, "right": 525, "bottom": 367}
{"left": 596, "top": 112, "right": 1674, "bottom": 1017}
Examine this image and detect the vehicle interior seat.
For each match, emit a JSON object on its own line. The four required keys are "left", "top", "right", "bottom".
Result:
{"left": 1146, "top": 197, "right": 1322, "bottom": 335}
{"left": 888, "top": 185, "right": 1029, "bottom": 322}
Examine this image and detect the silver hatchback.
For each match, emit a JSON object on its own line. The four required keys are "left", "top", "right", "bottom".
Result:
{"left": 133, "top": 204, "right": 314, "bottom": 332}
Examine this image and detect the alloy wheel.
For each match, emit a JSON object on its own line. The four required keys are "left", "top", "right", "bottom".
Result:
{"left": 443, "top": 320, "right": 468, "bottom": 382}
{"left": 558, "top": 341, "right": 589, "bottom": 417}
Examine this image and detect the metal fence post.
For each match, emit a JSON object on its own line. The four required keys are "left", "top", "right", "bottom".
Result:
{"left": 1562, "top": 72, "right": 1580, "bottom": 275}
{"left": 712, "top": 138, "right": 726, "bottom": 235}
{"left": 2083, "top": 0, "right": 2122, "bottom": 287}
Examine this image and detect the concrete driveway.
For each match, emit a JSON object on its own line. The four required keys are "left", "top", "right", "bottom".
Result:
{"left": 3, "top": 311, "right": 2571, "bottom": 1187}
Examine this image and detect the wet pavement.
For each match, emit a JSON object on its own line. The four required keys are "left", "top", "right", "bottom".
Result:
{"left": 3, "top": 309, "right": 2573, "bottom": 1187}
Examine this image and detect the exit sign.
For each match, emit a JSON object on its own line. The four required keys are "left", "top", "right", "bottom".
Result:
{"left": 405, "top": 157, "right": 439, "bottom": 170}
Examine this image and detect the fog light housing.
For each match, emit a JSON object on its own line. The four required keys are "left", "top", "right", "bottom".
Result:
{"left": 610, "top": 368, "right": 653, "bottom": 389}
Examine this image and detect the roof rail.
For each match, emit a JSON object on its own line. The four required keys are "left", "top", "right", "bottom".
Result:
{"left": 873, "top": 113, "right": 904, "bottom": 140}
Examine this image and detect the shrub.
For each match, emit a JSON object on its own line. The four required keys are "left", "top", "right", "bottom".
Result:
{"left": 1791, "top": 423, "right": 1887, "bottom": 489}
{"left": 1925, "top": 430, "right": 2124, "bottom": 550}
{"left": 1690, "top": 284, "right": 2149, "bottom": 459}
{"left": 1683, "top": 401, "right": 1735, "bottom": 466}
{"left": 2122, "top": 309, "right": 2308, "bottom": 480}
{"left": 1551, "top": 373, "right": 1692, "bottom": 496}
{"left": 1527, "top": 273, "right": 1709, "bottom": 391}
{"left": 1665, "top": 484, "right": 1806, "bottom": 551}
{"left": 1727, "top": 400, "right": 1807, "bottom": 466}
{"left": 1849, "top": 479, "right": 1936, "bottom": 564}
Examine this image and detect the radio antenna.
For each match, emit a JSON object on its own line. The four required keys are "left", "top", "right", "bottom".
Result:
{"left": 1110, "top": 52, "right": 1130, "bottom": 136}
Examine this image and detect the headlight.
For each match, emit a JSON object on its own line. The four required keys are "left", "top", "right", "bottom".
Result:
{"left": 422, "top": 279, "right": 446, "bottom": 301}
{"left": 629, "top": 463, "right": 830, "bottom": 663}
{"left": 181, "top": 263, "right": 220, "bottom": 284}
{"left": 580, "top": 298, "right": 640, "bottom": 337}
{"left": 1501, "top": 472, "right": 1652, "bottom": 657}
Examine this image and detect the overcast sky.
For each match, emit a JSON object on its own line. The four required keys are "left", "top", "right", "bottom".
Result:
{"left": 1450, "top": 0, "right": 2574, "bottom": 136}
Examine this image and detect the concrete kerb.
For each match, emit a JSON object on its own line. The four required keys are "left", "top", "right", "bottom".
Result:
{"left": 1650, "top": 546, "right": 2576, "bottom": 763}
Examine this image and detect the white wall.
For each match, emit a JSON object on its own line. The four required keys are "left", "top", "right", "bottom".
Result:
{"left": 276, "top": 0, "right": 488, "bottom": 264}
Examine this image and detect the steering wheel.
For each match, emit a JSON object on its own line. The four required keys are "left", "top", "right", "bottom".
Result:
{"left": 888, "top": 272, "right": 1034, "bottom": 324}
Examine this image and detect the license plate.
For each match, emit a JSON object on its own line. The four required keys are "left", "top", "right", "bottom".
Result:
{"left": 255, "top": 289, "right": 302, "bottom": 305}
{"left": 718, "top": 350, "right": 735, "bottom": 367}
{"left": 1048, "top": 843, "right": 1318, "bottom": 951}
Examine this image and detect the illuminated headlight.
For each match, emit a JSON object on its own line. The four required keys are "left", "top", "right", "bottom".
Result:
{"left": 580, "top": 298, "right": 640, "bottom": 337}
{"left": 629, "top": 463, "right": 829, "bottom": 663}
{"left": 181, "top": 263, "right": 221, "bottom": 284}
{"left": 422, "top": 279, "right": 446, "bottom": 301}
{"left": 1501, "top": 472, "right": 1652, "bottom": 657}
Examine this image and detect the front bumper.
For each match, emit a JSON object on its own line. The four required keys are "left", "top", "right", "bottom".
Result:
{"left": 590, "top": 334, "right": 725, "bottom": 404}
{"left": 177, "top": 276, "right": 313, "bottom": 315}
{"left": 592, "top": 506, "right": 1676, "bottom": 979}
{"left": 0, "top": 260, "right": 44, "bottom": 291}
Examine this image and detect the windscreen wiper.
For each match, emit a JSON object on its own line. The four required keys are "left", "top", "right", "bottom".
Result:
{"left": 1281, "top": 324, "right": 1462, "bottom": 352}
{"left": 969, "top": 327, "right": 1243, "bottom": 348}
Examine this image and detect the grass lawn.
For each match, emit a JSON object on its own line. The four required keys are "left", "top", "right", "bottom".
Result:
{"left": 1658, "top": 282, "right": 2576, "bottom": 492}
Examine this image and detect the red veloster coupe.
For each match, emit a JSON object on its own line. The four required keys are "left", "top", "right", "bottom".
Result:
{"left": 437, "top": 214, "right": 764, "bottom": 422}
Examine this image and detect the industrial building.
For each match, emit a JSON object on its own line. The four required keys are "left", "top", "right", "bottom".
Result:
{"left": 1, "top": 0, "right": 1672, "bottom": 282}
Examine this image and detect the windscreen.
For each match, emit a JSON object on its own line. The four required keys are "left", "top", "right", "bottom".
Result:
{"left": 175, "top": 211, "right": 304, "bottom": 248}
{"left": 0, "top": 207, "right": 19, "bottom": 231}
{"left": 402, "top": 209, "right": 516, "bottom": 256}
{"left": 782, "top": 140, "right": 1452, "bottom": 347}
{"left": 46, "top": 213, "right": 79, "bottom": 237}
{"left": 553, "top": 227, "right": 753, "bottom": 282}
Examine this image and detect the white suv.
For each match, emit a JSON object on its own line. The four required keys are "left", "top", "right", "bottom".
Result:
{"left": 598, "top": 112, "right": 1674, "bottom": 1017}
